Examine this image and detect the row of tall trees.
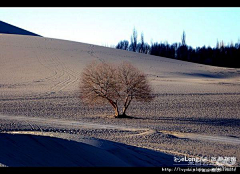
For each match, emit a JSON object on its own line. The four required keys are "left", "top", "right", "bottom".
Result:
{"left": 116, "top": 28, "right": 240, "bottom": 68}
{"left": 116, "top": 28, "right": 151, "bottom": 54}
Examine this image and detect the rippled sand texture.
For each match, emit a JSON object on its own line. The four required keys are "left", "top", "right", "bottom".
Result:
{"left": 0, "top": 34, "right": 240, "bottom": 166}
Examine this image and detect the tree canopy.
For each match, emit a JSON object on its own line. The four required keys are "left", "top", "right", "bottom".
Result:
{"left": 80, "top": 61, "right": 154, "bottom": 118}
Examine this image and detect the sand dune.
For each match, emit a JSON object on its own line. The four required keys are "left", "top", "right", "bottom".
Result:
{"left": 0, "top": 132, "right": 131, "bottom": 167}
{"left": 0, "top": 33, "right": 239, "bottom": 97}
{"left": 0, "top": 21, "right": 41, "bottom": 37}
{"left": 0, "top": 132, "right": 181, "bottom": 167}
{"left": 0, "top": 33, "right": 240, "bottom": 167}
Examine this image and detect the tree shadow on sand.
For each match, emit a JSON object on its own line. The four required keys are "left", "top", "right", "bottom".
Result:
{"left": 136, "top": 116, "right": 240, "bottom": 127}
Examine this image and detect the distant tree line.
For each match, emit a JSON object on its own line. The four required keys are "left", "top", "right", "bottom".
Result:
{"left": 116, "top": 28, "right": 240, "bottom": 68}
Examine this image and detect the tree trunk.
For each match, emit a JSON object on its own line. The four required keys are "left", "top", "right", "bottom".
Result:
{"left": 107, "top": 99, "right": 119, "bottom": 117}
{"left": 114, "top": 106, "right": 119, "bottom": 117}
{"left": 122, "top": 96, "right": 132, "bottom": 117}
{"left": 122, "top": 106, "right": 129, "bottom": 117}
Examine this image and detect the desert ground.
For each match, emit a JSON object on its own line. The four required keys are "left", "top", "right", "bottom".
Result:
{"left": 0, "top": 34, "right": 240, "bottom": 167}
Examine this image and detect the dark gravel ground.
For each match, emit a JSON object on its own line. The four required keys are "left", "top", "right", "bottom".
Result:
{"left": 0, "top": 91, "right": 240, "bottom": 166}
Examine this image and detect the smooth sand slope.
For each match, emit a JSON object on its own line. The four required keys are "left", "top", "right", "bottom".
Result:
{"left": 0, "top": 132, "right": 180, "bottom": 167}
{"left": 0, "top": 34, "right": 240, "bottom": 167}
{"left": 0, "top": 34, "right": 239, "bottom": 97}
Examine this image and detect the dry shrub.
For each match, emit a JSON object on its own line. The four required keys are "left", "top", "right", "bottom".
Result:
{"left": 80, "top": 61, "right": 154, "bottom": 118}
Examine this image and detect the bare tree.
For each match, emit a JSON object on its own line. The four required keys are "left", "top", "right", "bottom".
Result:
{"left": 130, "top": 27, "right": 138, "bottom": 52}
{"left": 117, "top": 62, "right": 154, "bottom": 116}
{"left": 116, "top": 40, "right": 129, "bottom": 50}
{"left": 138, "top": 32, "right": 145, "bottom": 53}
{"left": 80, "top": 61, "right": 120, "bottom": 116}
{"left": 181, "top": 30, "right": 186, "bottom": 46}
{"left": 80, "top": 61, "right": 154, "bottom": 118}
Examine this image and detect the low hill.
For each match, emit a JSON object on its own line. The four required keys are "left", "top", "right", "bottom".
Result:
{"left": 0, "top": 33, "right": 239, "bottom": 97}
{"left": 0, "top": 20, "right": 41, "bottom": 37}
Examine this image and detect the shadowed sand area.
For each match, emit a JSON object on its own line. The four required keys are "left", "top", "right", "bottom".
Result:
{"left": 0, "top": 132, "right": 180, "bottom": 167}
